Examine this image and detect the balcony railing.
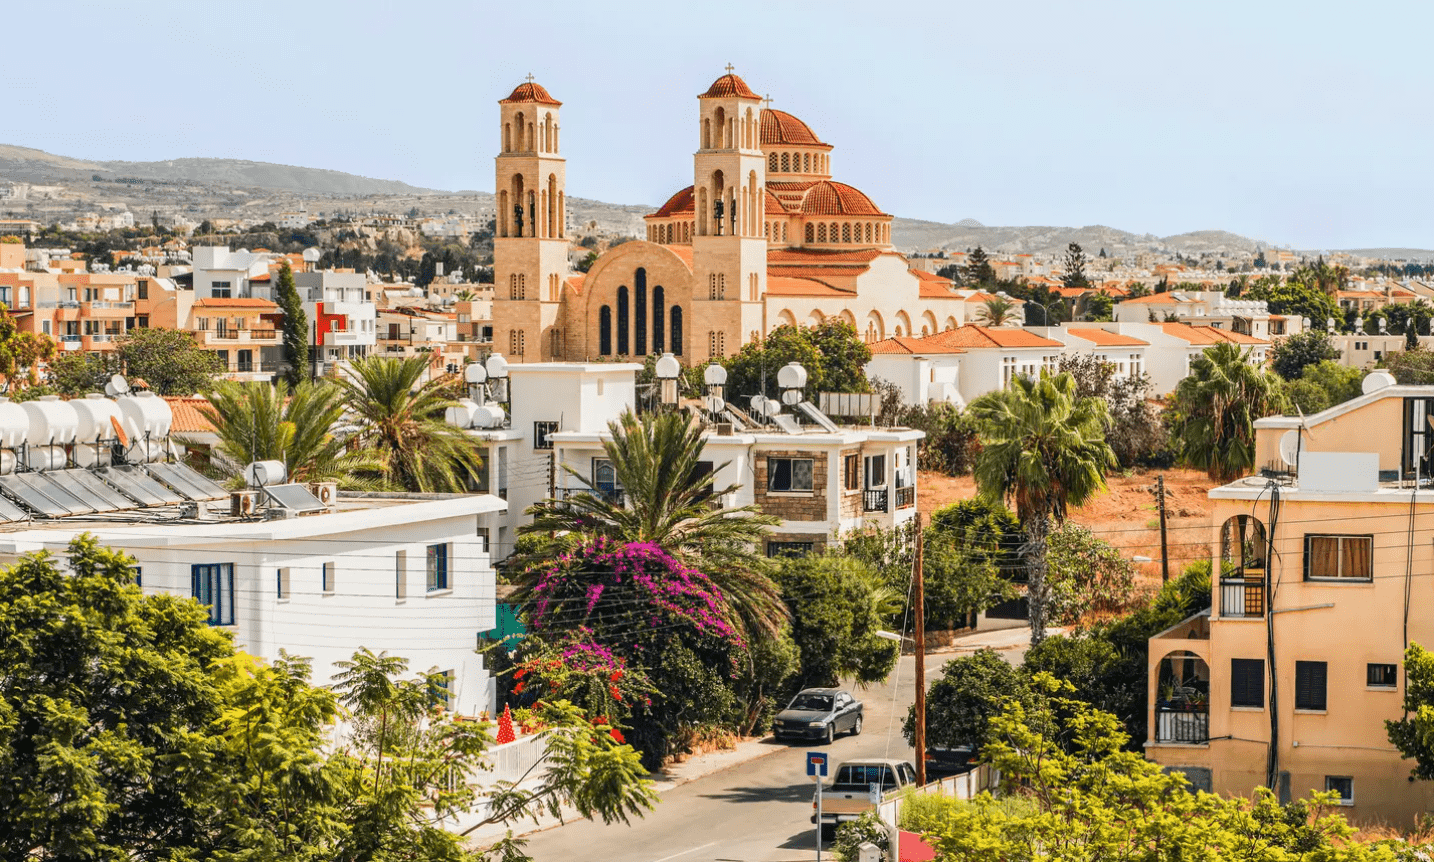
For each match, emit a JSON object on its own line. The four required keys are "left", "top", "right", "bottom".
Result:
{"left": 895, "top": 486, "right": 915, "bottom": 509}
{"left": 1220, "top": 576, "right": 1266, "bottom": 618}
{"left": 1154, "top": 706, "right": 1208, "bottom": 744}
{"left": 863, "top": 488, "right": 889, "bottom": 513}
{"left": 560, "top": 486, "right": 625, "bottom": 506}
{"left": 208, "top": 329, "right": 278, "bottom": 341}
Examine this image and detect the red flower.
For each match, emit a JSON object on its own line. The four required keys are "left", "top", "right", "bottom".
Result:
{"left": 514, "top": 668, "right": 528, "bottom": 679}
{"left": 610, "top": 669, "right": 624, "bottom": 682}
{"left": 610, "top": 686, "right": 623, "bottom": 701}
{"left": 513, "top": 682, "right": 525, "bottom": 694}
{"left": 609, "top": 728, "right": 626, "bottom": 744}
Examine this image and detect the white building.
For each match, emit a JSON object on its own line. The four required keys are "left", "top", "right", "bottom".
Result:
{"left": 1085, "top": 322, "right": 1270, "bottom": 395}
{"left": 1039, "top": 326, "right": 1150, "bottom": 379}
{"left": 191, "top": 246, "right": 274, "bottom": 301}
{"left": 1114, "top": 290, "right": 1302, "bottom": 339}
{"left": 866, "top": 336, "right": 965, "bottom": 407}
{"left": 294, "top": 270, "right": 378, "bottom": 374}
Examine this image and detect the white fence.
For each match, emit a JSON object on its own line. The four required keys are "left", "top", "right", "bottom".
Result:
{"left": 876, "top": 764, "right": 999, "bottom": 828}
{"left": 475, "top": 733, "right": 549, "bottom": 788}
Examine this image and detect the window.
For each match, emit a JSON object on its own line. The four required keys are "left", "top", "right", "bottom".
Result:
{"left": 768, "top": 457, "right": 814, "bottom": 492}
{"left": 767, "top": 541, "right": 814, "bottom": 558}
{"left": 1367, "top": 663, "right": 1398, "bottom": 688}
{"left": 427, "top": 543, "right": 449, "bottom": 592}
{"left": 1304, "top": 535, "right": 1372, "bottom": 581}
{"left": 592, "top": 457, "right": 623, "bottom": 501}
{"left": 211, "top": 280, "right": 231, "bottom": 298}
{"left": 864, "top": 454, "right": 886, "bottom": 488}
{"left": 395, "top": 551, "right": 407, "bottom": 600}
{"left": 277, "top": 567, "right": 290, "bottom": 600}
{"left": 1230, "top": 658, "right": 1264, "bottom": 708}
{"left": 430, "top": 669, "right": 455, "bottom": 710}
{"left": 131, "top": 566, "right": 142, "bottom": 587}
{"left": 322, "top": 561, "right": 335, "bottom": 594}
{"left": 844, "top": 454, "right": 860, "bottom": 491}
{"left": 1295, "top": 660, "right": 1327, "bottom": 711}
{"left": 832, "top": 764, "right": 897, "bottom": 792}
{"left": 192, "top": 563, "right": 234, "bottom": 626}
{"left": 533, "top": 421, "right": 558, "bottom": 450}
{"left": 1325, "top": 776, "right": 1354, "bottom": 806}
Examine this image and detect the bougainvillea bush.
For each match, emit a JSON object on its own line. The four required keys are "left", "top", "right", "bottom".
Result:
{"left": 519, "top": 538, "right": 750, "bottom": 768}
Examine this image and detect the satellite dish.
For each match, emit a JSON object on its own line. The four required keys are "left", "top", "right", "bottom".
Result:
{"left": 704, "top": 394, "right": 725, "bottom": 413}
{"left": 104, "top": 374, "right": 131, "bottom": 397}
{"left": 781, "top": 389, "right": 803, "bottom": 406}
{"left": 1362, "top": 370, "right": 1397, "bottom": 394}
{"left": 1278, "top": 430, "right": 1300, "bottom": 467}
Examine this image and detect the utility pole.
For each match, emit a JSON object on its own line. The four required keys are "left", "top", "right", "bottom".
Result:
{"left": 1156, "top": 474, "right": 1170, "bottom": 584}
{"left": 913, "top": 515, "right": 927, "bottom": 787}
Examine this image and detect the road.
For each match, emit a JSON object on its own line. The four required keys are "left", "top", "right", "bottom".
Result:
{"left": 520, "top": 632, "right": 1031, "bottom": 862}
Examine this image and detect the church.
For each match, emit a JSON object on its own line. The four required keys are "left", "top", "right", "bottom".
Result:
{"left": 491, "top": 69, "right": 1005, "bottom": 365}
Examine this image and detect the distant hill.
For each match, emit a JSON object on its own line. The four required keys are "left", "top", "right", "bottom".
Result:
{"left": 888, "top": 219, "right": 1269, "bottom": 257}
{"left": 95, "top": 157, "right": 443, "bottom": 197}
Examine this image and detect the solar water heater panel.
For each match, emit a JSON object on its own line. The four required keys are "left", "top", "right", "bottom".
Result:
{"left": 0, "top": 475, "right": 69, "bottom": 517}
{"left": 18, "top": 473, "right": 95, "bottom": 516}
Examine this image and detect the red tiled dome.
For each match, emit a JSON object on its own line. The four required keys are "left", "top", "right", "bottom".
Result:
{"left": 702, "top": 72, "right": 758, "bottom": 99}
{"left": 765, "top": 188, "right": 788, "bottom": 215}
{"left": 501, "top": 81, "right": 561, "bottom": 105}
{"left": 800, "top": 181, "right": 884, "bottom": 216}
{"left": 651, "top": 186, "right": 695, "bottom": 217}
{"left": 760, "top": 109, "right": 828, "bottom": 147}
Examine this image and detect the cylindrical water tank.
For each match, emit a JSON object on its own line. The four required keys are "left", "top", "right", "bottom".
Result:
{"left": 117, "top": 391, "right": 173, "bottom": 439}
{"left": 473, "top": 404, "right": 506, "bottom": 429}
{"left": 445, "top": 398, "right": 478, "bottom": 429}
{"left": 0, "top": 399, "right": 27, "bottom": 449}
{"left": 74, "top": 446, "right": 111, "bottom": 468}
{"left": 72, "top": 394, "right": 123, "bottom": 444}
{"left": 0, "top": 450, "right": 16, "bottom": 474}
{"left": 27, "top": 445, "right": 63, "bottom": 471}
{"left": 243, "top": 460, "right": 287, "bottom": 486}
{"left": 22, "top": 397, "right": 78, "bottom": 446}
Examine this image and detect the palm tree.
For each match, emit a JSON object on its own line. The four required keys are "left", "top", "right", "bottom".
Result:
{"left": 970, "top": 372, "right": 1115, "bottom": 645}
{"left": 195, "top": 379, "right": 382, "bottom": 487}
{"left": 518, "top": 409, "right": 787, "bottom": 641}
{"left": 337, "top": 354, "right": 485, "bottom": 492}
{"left": 1170, "top": 342, "right": 1288, "bottom": 481}
{"left": 974, "top": 296, "right": 1019, "bottom": 327}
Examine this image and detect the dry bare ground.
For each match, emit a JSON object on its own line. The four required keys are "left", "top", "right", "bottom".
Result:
{"left": 918, "top": 468, "right": 1220, "bottom": 593}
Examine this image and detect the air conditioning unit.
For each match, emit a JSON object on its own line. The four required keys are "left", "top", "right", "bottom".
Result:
{"left": 230, "top": 490, "right": 261, "bottom": 517}
{"left": 308, "top": 481, "right": 338, "bottom": 508}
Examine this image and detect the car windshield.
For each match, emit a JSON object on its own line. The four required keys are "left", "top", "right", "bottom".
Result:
{"left": 832, "top": 765, "right": 897, "bottom": 792}
{"left": 789, "top": 694, "right": 833, "bottom": 711}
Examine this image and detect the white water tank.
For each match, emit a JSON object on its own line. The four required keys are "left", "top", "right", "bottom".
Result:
{"left": 0, "top": 450, "right": 16, "bottom": 474}
{"left": 117, "top": 391, "right": 173, "bottom": 438}
{"left": 0, "top": 399, "right": 27, "bottom": 449}
{"left": 445, "top": 398, "right": 479, "bottom": 429}
{"left": 27, "top": 444, "right": 64, "bottom": 471}
{"left": 72, "top": 394, "right": 123, "bottom": 443}
{"left": 23, "top": 397, "right": 78, "bottom": 446}
{"left": 473, "top": 404, "right": 506, "bottom": 429}
{"left": 74, "top": 446, "right": 111, "bottom": 468}
{"left": 243, "top": 460, "right": 287, "bottom": 486}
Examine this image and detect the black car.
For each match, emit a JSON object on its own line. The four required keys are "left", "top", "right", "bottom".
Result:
{"left": 924, "top": 743, "right": 976, "bottom": 777}
{"left": 772, "top": 687, "right": 863, "bottom": 744}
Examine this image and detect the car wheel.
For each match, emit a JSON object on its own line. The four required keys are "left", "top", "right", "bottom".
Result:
{"left": 824, "top": 723, "right": 834, "bottom": 745}
{"left": 850, "top": 713, "right": 862, "bottom": 736}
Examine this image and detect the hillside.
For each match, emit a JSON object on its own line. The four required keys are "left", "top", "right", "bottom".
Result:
{"left": 95, "top": 157, "right": 442, "bottom": 196}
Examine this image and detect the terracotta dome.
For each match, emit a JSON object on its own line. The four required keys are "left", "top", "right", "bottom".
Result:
{"left": 800, "top": 181, "right": 884, "bottom": 216}
{"left": 701, "top": 72, "right": 758, "bottom": 99}
{"left": 501, "top": 81, "right": 561, "bottom": 105}
{"left": 651, "top": 186, "right": 695, "bottom": 217}
{"left": 760, "top": 109, "right": 828, "bottom": 148}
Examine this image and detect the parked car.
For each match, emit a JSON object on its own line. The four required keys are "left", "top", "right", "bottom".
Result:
{"left": 924, "top": 743, "right": 976, "bottom": 777}
{"left": 812, "top": 758, "right": 918, "bottom": 836}
{"left": 772, "top": 687, "right": 863, "bottom": 744}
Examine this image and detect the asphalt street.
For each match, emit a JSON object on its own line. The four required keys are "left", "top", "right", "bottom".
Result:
{"left": 519, "top": 634, "right": 1030, "bottom": 862}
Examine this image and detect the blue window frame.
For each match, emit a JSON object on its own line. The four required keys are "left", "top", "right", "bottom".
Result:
{"left": 192, "top": 563, "right": 234, "bottom": 626}
{"left": 427, "top": 543, "right": 449, "bottom": 592}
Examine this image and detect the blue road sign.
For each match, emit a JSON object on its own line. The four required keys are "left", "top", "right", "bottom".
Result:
{"left": 806, "top": 751, "right": 829, "bottom": 777}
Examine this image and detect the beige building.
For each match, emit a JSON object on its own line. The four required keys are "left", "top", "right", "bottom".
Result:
{"left": 1146, "top": 377, "right": 1434, "bottom": 824}
{"left": 491, "top": 72, "right": 1010, "bottom": 366}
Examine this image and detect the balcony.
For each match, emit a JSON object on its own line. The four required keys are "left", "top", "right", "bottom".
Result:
{"left": 895, "top": 486, "right": 915, "bottom": 509}
{"left": 1219, "top": 576, "right": 1265, "bottom": 618}
{"left": 1154, "top": 706, "right": 1208, "bottom": 744}
{"left": 863, "top": 488, "right": 888, "bottom": 513}
{"left": 199, "top": 328, "right": 280, "bottom": 346}
{"left": 80, "top": 300, "right": 134, "bottom": 318}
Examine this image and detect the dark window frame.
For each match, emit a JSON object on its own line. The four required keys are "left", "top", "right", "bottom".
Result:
{"left": 426, "top": 543, "right": 449, "bottom": 592}
{"left": 843, "top": 454, "right": 860, "bottom": 492}
{"left": 192, "top": 563, "right": 234, "bottom": 626}
{"left": 1367, "top": 663, "right": 1398, "bottom": 688}
{"left": 1302, "top": 534, "right": 1373, "bottom": 582}
{"left": 533, "top": 421, "right": 559, "bottom": 451}
{"left": 767, "top": 541, "right": 814, "bottom": 558}
{"left": 1295, "top": 660, "right": 1328, "bottom": 711}
{"left": 767, "top": 457, "right": 815, "bottom": 493}
{"left": 1324, "top": 775, "right": 1353, "bottom": 805}
{"left": 1231, "top": 658, "right": 1265, "bottom": 708}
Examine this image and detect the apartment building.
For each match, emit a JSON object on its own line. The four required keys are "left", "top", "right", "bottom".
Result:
{"left": 294, "top": 270, "right": 377, "bottom": 376}
{"left": 1145, "top": 375, "right": 1434, "bottom": 824}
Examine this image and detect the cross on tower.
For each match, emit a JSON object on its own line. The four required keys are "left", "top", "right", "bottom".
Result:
{"left": 724, "top": 63, "right": 734, "bottom": 74}
{"left": 763, "top": 94, "right": 773, "bottom": 108}
{"left": 525, "top": 72, "right": 535, "bottom": 84}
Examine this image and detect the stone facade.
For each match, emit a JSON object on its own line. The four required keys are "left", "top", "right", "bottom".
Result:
{"left": 752, "top": 449, "right": 827, "bottom": 522}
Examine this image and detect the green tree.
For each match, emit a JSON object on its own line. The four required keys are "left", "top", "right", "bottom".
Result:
{"left": 116, "top": 326, "right": 224, "bottom": 395}
{"left": 722, "top": 320, "right": 870, "bottom": 402}
{"left": 902, "top": 648, "right": 1030, "bottom": 753}
{"left": 964, "top": 246, "right": 995, "bottom": 286}
{"left": 520, "top": 409, "right": 785, "bottom": 642}
{"left": 1045, "top": 522, "right": 1136, "bottom": 623}
{"left": 974, "top": 296, "right": 1020, "bottom": 327}
{"left": 1056, "top": 354, "right": 1170, "bottom": 468}
{"left": 1387, "top": 642, "right": 1434, "bottom": 779}
{"left": 337, "top": 354, "right": 485, "bottom": 492}
{"left": 196, "top": 379, "right": 383, "bottom": 487}
{"left": 1386, "top": 346, "right": 1434, "bottom": 385}
{"left": 1285, "top": 378, "right": 1332, "bottom": 414}
{"left": 0, "top": 304, "right": 56, "bottom": 395}
{"left": 1300, "top": 359, "right": 1363, "bottom": 407}
{"left": 47, "top": 350, "right": 117, "bottom": 395}
{"left": 772, "top": 554, "right": 898, "bottom": 698}
{"left": 1061, "top": 242, "right": 1090, "bottom": 290}
{"left": 274, "top": 260, "right": 310, "bottom": 385}
{"left": 1269, "top": 329, "right": 1339, "bottom": 380}
{"left": 1244, "top": 275, "right": 1340, "bottom": 326}
{"left": 970, "top": 372, "right": 1115, "bottom": 644}
{"left": 1083, "top": 291, "right": 1113, "bottom": 321}
{"left": 1168, "top": 342, "right": 1288, "bottom": 480}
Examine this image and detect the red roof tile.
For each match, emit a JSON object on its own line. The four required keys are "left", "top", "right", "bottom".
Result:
{"left": 1156, "top": 323, "right": 1268, "bottom": 345}
{"left": 870, "top": 336, "right": 965, "bottom": 355}
{"left": 1065, "top": 328, "right": 1149, "bottom": 347}
{"left": 501, "top": 81, "right": 561, "bottom": 106}
{"left": 800, "top": 181, "right": 885, "bottom": 216}
{"left": 923, "top": 325, "right": 1063, "bottom": 349}
{"left": 759, "top": 109, "right": 829, "bottom": 147}
{"left": 652, "top": 186, "right": 694, "bottom": 217}
{"left": 768, "top": 248, "right": 885, "bottom": 265}
{"left": 919, "top": 283, "right": 960, "bottom": 299}
{"left": 701, "top": 72, "right": 758, "bottom": 99}
{"left": 166, "top": 397, "right": 216, "bottom": 434}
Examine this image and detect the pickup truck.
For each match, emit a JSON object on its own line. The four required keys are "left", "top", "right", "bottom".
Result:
{"left": 811, "top": 758, "right": 918, "bottom": 834}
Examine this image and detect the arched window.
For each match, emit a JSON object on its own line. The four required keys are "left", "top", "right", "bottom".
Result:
{"left": 599, "top": 306, "right": 612, "bottom": 355}
{"left": 713, "top": 107, "right": 726, "bottom": 146}
{"left": 1220, "top": 515, "right": 1268, "bottom": 617}
{"left": 671, "top": 306, "right": 683, "bottom": 355}
{"left": 803, "top": 153, "right": 811, "bottom": 172}
{"left": 635, "top": 268, "right": 647, "bottom": 356}
{"left": 617, "top": 286, "right": 629, "bottom": 355}
{"left": 702, "top": 118, "right": 711, "bottom": 149}
{"left": 550, "top": 327, "right": 560, "bottom": 357}
{"left": 865, "top": 223, "right": 873, "bottom": 243}
{"left": 503, "top": 122, "right": 512, "bottom": 153}
{"left": 817, "top": 223, "right": 827, "bottom": 243}
{"left": 515, "top": 112, "right": 525, "bottom": 149}
{"left": 842, "top": 223, "right": 851, "bottom": 242}
{"left": 780, "top": 153, "right": 789, "bottom": 172}
{"left": 782, "top": 222, "right": 788, "bottom": 242}
{"left": 769, "top": 152, "right": 778, "bottom": 171}
{"left": 653, "top": 286, "right": 665, "bottom": 353}
{"left": 805, "top": 223, "right": 814, "bottom": 243}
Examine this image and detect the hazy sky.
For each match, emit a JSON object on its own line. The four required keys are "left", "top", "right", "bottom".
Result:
{"left": 11, "top": 0, "right": 1433, "bottom": 249}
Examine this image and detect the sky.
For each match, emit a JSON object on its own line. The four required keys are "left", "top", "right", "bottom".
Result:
{"left": 11, "top": 0, "right": 1434, "bottom": 250}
